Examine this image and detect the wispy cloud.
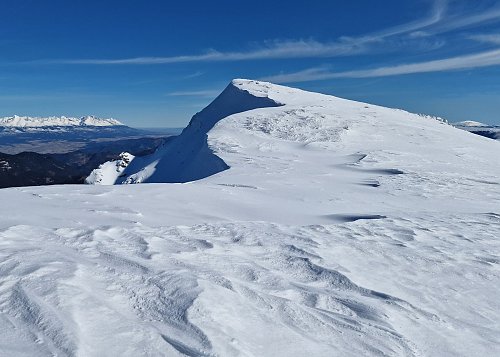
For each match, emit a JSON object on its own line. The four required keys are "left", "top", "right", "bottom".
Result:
{"left": 39, "top": 39, "right": 368, "bottom": 65}
{"left": 27, "top": 1, "right": 460, "bottom": 65}
{"left": 404, "top": 5, "right": 500, "bottom": 39}
{"left": 183, "top": 71, "right": 205, "bottom": 79}
{"left": 431, "top": 5, "right": 500, "bottom": 33}
{"left": 167, "top": 89, "right": 221, "bottom": 97}
{"left": 21, "top": 1, "right": 500, "bottom": 67}
{"left": 262, "top": 67, "right": 332, "bottom": 84}
{"left": 468, "top": 33, "right": 500, "bottom": 45}
{"left": 341, "top": 0, "right": 447, "bottom": 44}
{"left": 262, "top": 48, "right": 500, "bottom": 82}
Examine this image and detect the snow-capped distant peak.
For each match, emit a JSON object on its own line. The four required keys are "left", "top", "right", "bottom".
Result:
{"left": 453, "top": 120, "right": 488, "bottom": 127}
{"left": 452, "top": 120, "right": 499, "bottom": 140}
{"left": 0, "top": 115, "right": 124, "bottom": 127}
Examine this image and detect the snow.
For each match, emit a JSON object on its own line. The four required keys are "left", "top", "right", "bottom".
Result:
{"left": 0, "top": 115, "right": 123, "bottom": 127}
{"left": 85, "top": 152, "right": 135, "bottom": 185}
{"left": 453, "top": 120, "right": 500, "bottom": 140}
{"left": 99, "top": 79, "right": 281, "bottom": 184}
{"left": 0, "top": 160, "right": 11, "bottom": 171}
{"left": 454, "top": 120, "right": 488, "bottom": 127}
{"left": 1, "top": 79, "right": 500, "bottom": 356}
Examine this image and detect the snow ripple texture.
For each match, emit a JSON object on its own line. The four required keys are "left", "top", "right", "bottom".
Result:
{"left": 2, "top": 216, "right": 499, "bottom": 356}
{"left": 1, "top": 80, "right": 500, "bottom": 356}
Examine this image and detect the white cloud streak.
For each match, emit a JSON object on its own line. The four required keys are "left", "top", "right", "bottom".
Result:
{"left": 32, "top": 1, "right": 455, "bottom": 65}
{"left": 183, "top": 71, "right": 205, "bottom": 79}
{"left": 432, "top": 5, "right": 500, "bottom": 33}
{"left": 340, "top": 0, "right": 447, "bottom": 44}
{"left": 44, "top": 40, "right": 368, "bottom": 65}
{"left": 26, "top": 1, "right": 500, "bottom": 66}
{"left": 468, "top": 33, "right": 500, "bottom": 45}
{"left": 262, "top": 48, "right": 500, "bottom": 82}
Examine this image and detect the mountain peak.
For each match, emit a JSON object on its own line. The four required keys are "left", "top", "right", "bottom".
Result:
{"left": 0, "top": 115, "right": 124, "bottom": 127}
{"left": 454, "top": 120, "right": 488, "bottom": 127}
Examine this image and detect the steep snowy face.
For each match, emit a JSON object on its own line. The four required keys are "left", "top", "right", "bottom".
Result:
{"left": 0, "top": 115, "right": 124, "bottom": 127}
{"left": 92, "top": 79, "right": 282, "bottom": 184}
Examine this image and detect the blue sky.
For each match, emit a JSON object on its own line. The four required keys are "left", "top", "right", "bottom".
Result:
{"left": 1, "top": 0, "right": 500, "bottom": 127}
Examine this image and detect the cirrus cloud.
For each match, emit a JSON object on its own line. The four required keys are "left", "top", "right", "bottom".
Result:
{"left": 262, "top": 48, "right": 500, "bottom": 82}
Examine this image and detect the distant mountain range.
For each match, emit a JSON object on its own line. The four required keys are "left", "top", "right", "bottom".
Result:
{"left": 0, "top": 115, "right": 181, "bottom": 154}
{"left": 0, "top": 115, "right": 123, "bottom": 127}
{"left": 452, "top": 121, "right": 500, "bottom": 140}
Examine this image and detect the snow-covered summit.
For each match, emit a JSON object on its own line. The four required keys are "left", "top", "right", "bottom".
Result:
{"left": 89, "top": 79, "right": 283, "bottom": 184}
{"left": 0, "top": 115, "right": 124, "bottom": 127}
{"left": 90, "top": 78, "right": 478, "bottom": 185}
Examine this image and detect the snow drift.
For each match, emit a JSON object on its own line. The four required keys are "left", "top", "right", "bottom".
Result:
{"left": 1, "top": 80, "right": 500, "bottom": 356}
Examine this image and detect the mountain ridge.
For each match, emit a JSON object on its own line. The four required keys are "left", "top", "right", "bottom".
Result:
{"left": 89, "top": 79, "right": 497, "bottom": 185}
{"left": 0, "top": 115, "right": 124, "bottom": 127}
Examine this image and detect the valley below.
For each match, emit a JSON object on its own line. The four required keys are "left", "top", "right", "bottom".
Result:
{"left": 0, "top": 118, "right": 180, "bottom": 188}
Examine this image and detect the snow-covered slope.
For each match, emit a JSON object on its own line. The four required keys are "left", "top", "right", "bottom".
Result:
{"left": 1, "top": 80, "right": 500, "bottom": 356}
{"left": 102, "top": 80, "right": 281, "bottom": 184}
{"left": 0, "top": 115, "right": 123, "bottom": 127}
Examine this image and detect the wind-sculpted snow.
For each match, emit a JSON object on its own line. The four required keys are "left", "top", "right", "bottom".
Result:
{"left": 0, "top": 215, "right": 498, "bottom": 356}
{"left": 1, "top": 80, "right": 500, "bottom": 356}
